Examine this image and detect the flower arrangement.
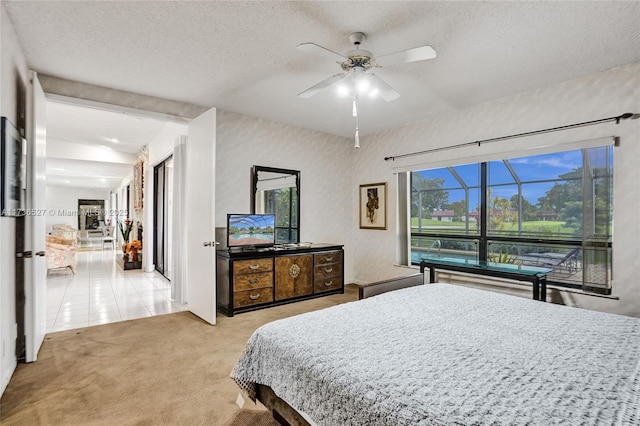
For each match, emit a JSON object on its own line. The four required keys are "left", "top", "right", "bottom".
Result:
{"left": 123, "top": 239, "right": 142, "bottom": 263}
{"left": 123, "top": 240, "right": 142, "bottom": 254}
{"left": 119, "top": 219, "right": 132, "bottom": 242}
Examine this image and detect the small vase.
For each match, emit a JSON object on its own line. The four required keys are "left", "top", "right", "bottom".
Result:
{"left": 122, "top": 243, "right": 128, "bottom": 253}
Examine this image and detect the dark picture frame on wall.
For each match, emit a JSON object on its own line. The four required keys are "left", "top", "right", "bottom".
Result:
{"left": 1, "top": 117, "right": 26, "bottom": 217}
{"left": 359, "top": 182, "right": 387, "bottom": 230}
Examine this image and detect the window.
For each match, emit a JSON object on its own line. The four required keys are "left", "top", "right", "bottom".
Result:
{"left": 409, "top": 146, "right": 613, "bottom": 294}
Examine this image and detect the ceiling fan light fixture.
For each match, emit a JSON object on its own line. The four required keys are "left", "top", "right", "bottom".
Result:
{"left": 336, "top": 83, "right": 350, "bottom": 98}
{"left": 355, "top": 78, "right": 370, "bottom": 94}
{"left": 297, "top": 31, "right": 437, "bottom": 149}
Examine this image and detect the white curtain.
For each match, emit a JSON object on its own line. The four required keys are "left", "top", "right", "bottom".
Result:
{"left": 171, "top": 135, "right": 188, "bottom": 304}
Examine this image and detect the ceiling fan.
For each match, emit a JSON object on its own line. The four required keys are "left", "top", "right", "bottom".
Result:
{"left": 297, "top": 32, "right": 437, "bottom": 101}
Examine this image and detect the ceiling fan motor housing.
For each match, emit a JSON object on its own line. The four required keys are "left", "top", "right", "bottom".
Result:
{"left": 349, "top": 32, "right": 366, "bottom": 46}
{"left": 341, "top": 32, "right": 377, "bottom": 71}
{"left": 340, "top": 52, "right": 377, "bottom": 71}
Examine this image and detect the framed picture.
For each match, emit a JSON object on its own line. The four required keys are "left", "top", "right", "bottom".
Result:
{"left": 133, "top": 160, "right": 143, "bottom": 210}
{"left": 359, "top": 182, "right": 387, "bottom": 230}
{"left": 1, "top": 117, "right": 26, "bottom": 217}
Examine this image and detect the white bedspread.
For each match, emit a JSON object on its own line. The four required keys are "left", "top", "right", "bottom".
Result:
{"left": 231, "top": 284, "right": 640, "bottom": 425}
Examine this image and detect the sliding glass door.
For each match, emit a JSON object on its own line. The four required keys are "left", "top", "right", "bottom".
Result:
{"left": 154, "top": 157, "right": 173, "bottom": 279}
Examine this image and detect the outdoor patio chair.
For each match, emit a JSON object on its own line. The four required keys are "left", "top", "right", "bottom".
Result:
{"left": 517, "top": 247, "right": 580, "bottom": 276}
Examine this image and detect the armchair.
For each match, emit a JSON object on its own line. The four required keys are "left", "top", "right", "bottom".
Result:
{"left": 46, "top": 235, "right": 77, "bottom": 274}
{"left": 50, "top": 225, "right": 78, "bottom": 245}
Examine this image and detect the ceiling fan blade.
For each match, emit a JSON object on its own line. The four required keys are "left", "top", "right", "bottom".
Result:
{"left": 298, "top": 73, "right": 347, "bottom": 98}
{"left": 297, "top": 42, "right": 346, "bottom": 62}
{"left": 376, "top": 45, "right": 437, "bottom": 67}
{"left": 368, "top": 74, "right": 400, "bottom": 102}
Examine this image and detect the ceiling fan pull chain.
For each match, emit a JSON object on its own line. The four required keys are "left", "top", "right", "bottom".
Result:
{"left": 354, "top": 113, "right": 360, "bottom": 149}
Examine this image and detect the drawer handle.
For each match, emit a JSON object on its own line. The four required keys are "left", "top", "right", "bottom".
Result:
{"left": 249, "top": 293, "right": 261, "bottom": 300}
{"left": 248, "top": 265, "right": 260, "bottom": 270}
{"left": 323, "top": 281, "right": 333, "bottom": 287}
{"left": 324, "top": 256, "right": 333, "bottom": 262}
{"left": 324, "top": 267, "right": 333, "bottom": 273}
{"left": 248, "top": 278, "right": 260, "bottom": 284}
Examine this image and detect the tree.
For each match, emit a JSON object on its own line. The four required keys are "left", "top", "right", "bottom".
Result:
{"left": 489, "top": 193, "right": 516, "bottom": 231}
{"left": 510, "top": 194, "right": 537, "bottom": 221}
{"left": 536, "top": 168, "right": 582, "bottom": 212}
{"left": 562, "top": 201, "right": 582, "bottom": 231}
{"left": 411, "top": 173, "right": 449, "bottom": 217}
{"left": 536, "top": 166, "right": 611, "bottom": 237}
{"left": 444, "top": 200, "right": 467, "bottom": 221}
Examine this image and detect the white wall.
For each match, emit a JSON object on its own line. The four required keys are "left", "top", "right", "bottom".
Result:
{"left": 0, "top": 1, "right": 28, "bottom": 396}
{"left": 45, "top": 185, "right": 110, "bottom": 229}
{"left": 148, "top": 122, "right": 187, "bottom": 166}
{"left": 352, "top": 62, "right": 640, "bottom": 317}
{"left": 215, "top": 110, "right": 355, "bottom": 282}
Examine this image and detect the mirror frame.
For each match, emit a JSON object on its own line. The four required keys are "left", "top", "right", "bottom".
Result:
{"left": 251, "top": 165, "right": 301, "bottom": 243}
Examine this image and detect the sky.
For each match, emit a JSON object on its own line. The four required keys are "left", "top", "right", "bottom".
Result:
{"left": 415, "top": 150, "right": 586, "bottom": 208}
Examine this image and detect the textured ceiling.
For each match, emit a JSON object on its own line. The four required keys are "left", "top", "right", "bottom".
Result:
{"left": 46, "top": 101, "right": 170, "bottom": 189}
{"left": 5, "top": 1, "right": 640, "bottom": 138}
{"left": 3, "top": 1, "right": 640, "bottom": 188}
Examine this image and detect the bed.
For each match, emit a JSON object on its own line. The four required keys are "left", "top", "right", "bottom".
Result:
{"left": 231, "top": 282, "right": 640, "bottom": 425}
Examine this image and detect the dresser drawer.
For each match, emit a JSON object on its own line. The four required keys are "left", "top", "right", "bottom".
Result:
{"left": 233, "top": 271, "right": 273, "bottom": 292}
{"left": 233, "top": 258, "right": 273, "bottom": 275}
{"left": 314, "top": 251, "right": 342, "bottom": 265}
{"left": 314, "top": 277, "right": 341, "bottom": 293}
{"left": 234, "top": 288, "right": 274, "bottom": 308}
{"left": 314, "top": 263, "right": 342, "bottom": 281}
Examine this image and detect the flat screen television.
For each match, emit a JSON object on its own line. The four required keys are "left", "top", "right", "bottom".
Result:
{"left": 227, "top": 213, "right": 276, "bottom": 249}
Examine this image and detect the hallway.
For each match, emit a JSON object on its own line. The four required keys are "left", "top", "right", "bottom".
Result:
{"left": 46, "top": 250, "right": 184, "bottom": 333}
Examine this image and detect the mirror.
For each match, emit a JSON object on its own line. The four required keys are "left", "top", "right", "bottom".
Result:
{"left": 252, "top": 165, "right": 300, "bottom": 244}
{"left": 77, "top": 199, "right": 105, "bottom": 230}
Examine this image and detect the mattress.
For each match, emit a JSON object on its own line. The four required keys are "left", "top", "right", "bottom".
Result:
{"left": 232, "top": 284, "right": 640, "bottom": 425}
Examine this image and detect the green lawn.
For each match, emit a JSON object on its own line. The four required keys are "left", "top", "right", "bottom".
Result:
{"left": 411, "top": 218, "right": 576, "bottom": 234}
{"left": 411, "top": 218, "right": 460, "bottom": 227}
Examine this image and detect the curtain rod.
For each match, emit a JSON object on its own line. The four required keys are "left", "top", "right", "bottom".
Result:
{"left": 384, "top": 112, "right": 635, "bottom": 162}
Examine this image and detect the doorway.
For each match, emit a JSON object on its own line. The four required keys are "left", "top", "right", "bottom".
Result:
{"left": 153, "top": 157, "right": 173, "bottom": 280}
{"left": 42, "top": 97, "right": 187, "bottom": 334}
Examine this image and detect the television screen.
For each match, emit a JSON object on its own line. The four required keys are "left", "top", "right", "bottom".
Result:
{"left": 227, "top": 214, "right": 276, "bottom": 248}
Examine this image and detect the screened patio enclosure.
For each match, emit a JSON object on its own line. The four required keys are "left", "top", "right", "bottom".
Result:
{"left": 410, "top": 145, "right": 613, "bottom": 294}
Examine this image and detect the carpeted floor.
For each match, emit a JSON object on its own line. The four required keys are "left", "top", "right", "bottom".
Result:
{"left": 226, "top": 410, "right": 279, "bottom": 426}
{"left": 0, "top": 285, "right": 358, "bottom": 425}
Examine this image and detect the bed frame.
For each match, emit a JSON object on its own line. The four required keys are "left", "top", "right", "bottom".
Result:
{"left": 256, "top": 273, "right": 426, "bottom": 425}
{"left": 356, "top": 272, "right": 424, "bottom": 299}
{"left": 256, "top": 384, "right": 312, "bottom": 426}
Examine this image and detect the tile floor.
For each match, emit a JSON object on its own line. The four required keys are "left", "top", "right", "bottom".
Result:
{"left": 47, "top": 249, "right": 185, "bottom": 333}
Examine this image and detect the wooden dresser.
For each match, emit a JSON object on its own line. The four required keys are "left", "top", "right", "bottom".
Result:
{"left": 216, "top": 244, "right": 344, "bottom": 316}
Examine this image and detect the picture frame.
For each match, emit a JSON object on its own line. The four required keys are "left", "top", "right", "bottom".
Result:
{"left": 1, "top": 117, "right": 26, "bottom": 217}
{"left": 359, "top": 182, "right": 387, "bottom": 230}
{"left": 133, "top": 160, "right": 143, "bottom": 210}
